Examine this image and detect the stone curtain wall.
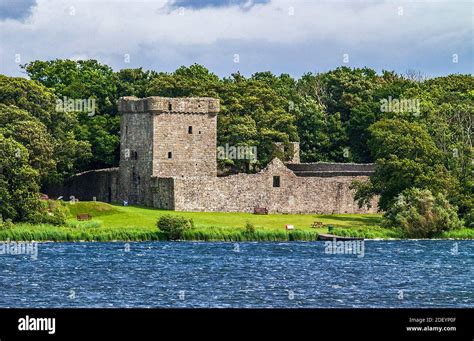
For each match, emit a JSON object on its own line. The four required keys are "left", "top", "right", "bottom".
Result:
{"left": 171, "top": 159, "right": 378, "bottom": 214}
{"left": 286, "top": 163, "right": 375, "bottom": 172}
{"left": 43, "top": 168, "right": 119, "bottom": 203}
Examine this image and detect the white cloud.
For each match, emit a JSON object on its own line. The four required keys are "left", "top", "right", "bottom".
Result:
{"left": 0, "top": 0, "right": 472, "bottom": 77}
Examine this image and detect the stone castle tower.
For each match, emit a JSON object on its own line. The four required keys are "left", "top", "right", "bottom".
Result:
{"left": 118, "top": 96, "right": 220, "bottom": 205}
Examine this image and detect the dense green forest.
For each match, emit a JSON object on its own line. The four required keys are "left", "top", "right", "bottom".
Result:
{"left": 0, "top": 60, "right": 472, "bottom": 236}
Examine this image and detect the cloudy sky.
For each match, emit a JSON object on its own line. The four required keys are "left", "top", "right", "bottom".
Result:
{"left": 0, "top": 0, "right": 472, "bottom": 78}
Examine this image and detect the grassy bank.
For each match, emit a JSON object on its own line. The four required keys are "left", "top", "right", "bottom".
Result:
{"left": 0, "top": 201, "right": 471, "bottom": 241}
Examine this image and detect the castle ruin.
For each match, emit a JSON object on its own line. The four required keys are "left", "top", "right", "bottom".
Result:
{"left": 46, "top": 96, "right": 378, "bottom": 214}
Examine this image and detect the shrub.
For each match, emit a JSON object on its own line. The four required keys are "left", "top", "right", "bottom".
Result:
{"left": 157, "top": 215, "right": 194, "bottom": 240}
{"left": 244, "top": 221, "right": 256, "bottom": 233}
{"left": 463, "top": 210, "right": 474, "bottom": 228}
{"left": 0, "top": 215, "right": 14, "bottom": 230}
{"left": 29, "top": 200, "right": 69, "bottom": 226}
{"left": 383, "top": 188, "right": 461, "bottom": 238}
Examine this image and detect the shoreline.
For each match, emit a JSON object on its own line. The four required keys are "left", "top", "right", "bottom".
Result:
{"left": 0, "top": 237, "right": 471, "bottom": 243}
{"left": 1, "top": 202, "right": 471, "bottom": 242}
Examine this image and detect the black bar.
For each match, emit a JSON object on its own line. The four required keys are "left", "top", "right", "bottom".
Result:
{"left": 0, "top": 308, "right": 472, "bottom": 340}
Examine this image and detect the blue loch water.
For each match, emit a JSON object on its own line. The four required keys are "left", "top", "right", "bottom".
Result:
{"left": 0, "top": 240, "right": 472, "bottom": 308}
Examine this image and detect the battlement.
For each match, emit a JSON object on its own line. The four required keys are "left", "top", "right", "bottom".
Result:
{"left": 119, "top": 96, "right": 220, "bottom": 115}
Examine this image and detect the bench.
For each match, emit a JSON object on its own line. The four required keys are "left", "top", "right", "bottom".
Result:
{"left": 311, "top": 221, "right": 324, "bottom": 228}
{"left": 77, "top": 213, "right": 92, "bottom": 221}
{"left": 253, "top": 207, "right": 268, "bottom": 215}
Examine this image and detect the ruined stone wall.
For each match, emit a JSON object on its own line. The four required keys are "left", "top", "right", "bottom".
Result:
{"left": 43, "top": 168, "right": 119, "bottom": 203}
{"left": 274, "top": 142, "right": 300, "bottom": 164}
{"left": 288, "top": 142, "right": 300, "bottom": 164}
{"left": 171, "top": 159, "right": 378, "bottom": 214}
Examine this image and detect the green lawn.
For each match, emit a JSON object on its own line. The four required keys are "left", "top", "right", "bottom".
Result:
{"left": 0, "top": 201, "right": 471, "bottom": 241}
{"left": 71, "top": 202, "right": 395, "bottom": 239}
{"left": 66, "top": 202, "right": 382, "bottom": 231}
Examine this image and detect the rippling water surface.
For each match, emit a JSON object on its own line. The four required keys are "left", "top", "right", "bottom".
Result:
{"left": 0, "top": 241, "right": 472, "bottom": 307}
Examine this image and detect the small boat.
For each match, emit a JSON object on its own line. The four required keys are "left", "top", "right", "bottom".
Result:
{"left": 317, "top": 233, "right": 364, "bottom": 241}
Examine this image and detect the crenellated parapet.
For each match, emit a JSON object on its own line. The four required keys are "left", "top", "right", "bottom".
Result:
{"left": 118, "top": 96, "right": 220, "bottom": 115}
